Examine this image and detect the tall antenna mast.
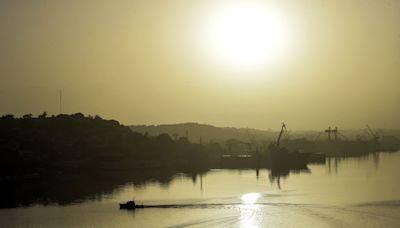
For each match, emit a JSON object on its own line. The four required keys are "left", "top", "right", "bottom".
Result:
{"left": 59, "top": 89, "right": 62, "bottom": 114}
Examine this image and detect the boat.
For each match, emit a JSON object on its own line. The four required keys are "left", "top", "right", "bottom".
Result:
{"left": 265, "top": 144, "right": 309, "bottom": 169}
{"left": 264, "top": 123, "right": 310, "bottom": 169}
{"left": 119, "top": 200, "right": 144, "bottom": 210}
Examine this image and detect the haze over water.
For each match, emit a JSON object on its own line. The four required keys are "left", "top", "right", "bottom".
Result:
{"left": 1, "top": 0, "right": 400, "bottom": 129}
{"left": 1, "top": 152, "right": 399, "bottom": 228}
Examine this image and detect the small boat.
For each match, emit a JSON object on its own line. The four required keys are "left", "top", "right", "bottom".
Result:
{"left": 119, "top": 200, "right": 144, "bottom": 210}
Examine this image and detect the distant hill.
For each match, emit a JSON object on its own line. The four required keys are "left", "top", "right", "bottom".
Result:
{"left": 130, "top": 123, "right": 280, "bottom": 145}
{"left": 129, "top": 123, "right": 400, "bottom": 145}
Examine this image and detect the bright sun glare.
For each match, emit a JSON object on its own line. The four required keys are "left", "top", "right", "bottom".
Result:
{"left": 204, "top": 2, "right": 291, "bottom": 71}
{"left": 241, "top": 192, "right": 261, "bottom": 204}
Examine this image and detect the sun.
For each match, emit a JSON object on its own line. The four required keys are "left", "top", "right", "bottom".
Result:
{"left": 203, "top": 2, "right": 292, "bottom": 71}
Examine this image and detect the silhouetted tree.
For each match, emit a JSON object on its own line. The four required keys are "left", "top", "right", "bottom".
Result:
{"left": 38, "top": 112, "right": 47, "bottom": 118}
{"left": 22, "top": 114, "right": 33, "bottom": 119}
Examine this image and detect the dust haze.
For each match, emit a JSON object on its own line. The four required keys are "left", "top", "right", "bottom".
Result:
{"left": 1, "top": 0, "right": 399, "bottom": 130}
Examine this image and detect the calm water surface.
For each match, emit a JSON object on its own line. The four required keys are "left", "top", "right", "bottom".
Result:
{"left": 1, "top": 152, "right": 400, "bottom": 227}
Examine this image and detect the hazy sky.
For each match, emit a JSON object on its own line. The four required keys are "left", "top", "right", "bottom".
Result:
{"left": 1, "top": 0, "right": 399, "bottom": 130}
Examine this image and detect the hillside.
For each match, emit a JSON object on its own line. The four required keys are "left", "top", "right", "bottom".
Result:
{"left": 0, "top": 114, "right": 212, "bottom": 180}
{"left": 129, "top": 123, "right": 400, "bottom": 145}
{"left": 130, "top": 123, "right": 282, "bottom": 144}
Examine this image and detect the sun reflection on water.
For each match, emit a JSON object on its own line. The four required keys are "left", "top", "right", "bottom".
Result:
{"left": 241, "top": 192, "right": 261, "bottom": 204}
{"left": 239, "top": 193, "right": 262, "bottom": 228}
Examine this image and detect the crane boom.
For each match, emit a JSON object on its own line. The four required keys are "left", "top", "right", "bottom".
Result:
{"left": 276, "top": 122, "right": 287, "bottom": 147}
{"left": 366, "top": 125, "right": 380, "bottom": 142}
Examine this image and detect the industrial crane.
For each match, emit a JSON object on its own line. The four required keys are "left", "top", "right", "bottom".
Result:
{"left": 276, "top": 122, "right": 287, "bottom": 147}
{"left": 366, "top": 125, "right": 380, "bottom": 143}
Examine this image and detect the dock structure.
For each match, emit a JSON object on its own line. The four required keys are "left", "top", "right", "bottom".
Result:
{"left": 325, "top": 127, "right": 338, "bottom": 141}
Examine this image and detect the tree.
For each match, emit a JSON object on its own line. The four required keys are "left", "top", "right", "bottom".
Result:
{"left": 38, "top": 112, "right": 47, "bottom": 118}
{"left": 23, "top": 114, "right": 33, "bottom": 119}
{"left": 0, "top": 114, "right": 14, "bottom": 120}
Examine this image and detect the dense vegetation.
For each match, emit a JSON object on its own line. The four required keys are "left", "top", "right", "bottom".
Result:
{"left": 0, "top": 113, "right": 220, "bottom": 180}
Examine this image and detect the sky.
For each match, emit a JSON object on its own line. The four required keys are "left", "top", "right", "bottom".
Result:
{"left": 0, "top": 0, "right": 399, "bottom": 130}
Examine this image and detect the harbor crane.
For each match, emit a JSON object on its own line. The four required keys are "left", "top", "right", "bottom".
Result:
{"left": 366, "top": 125, "right": 380, "bottom": 143}
{"left": 276, "top": 122, "right": 287, "bottom": 147}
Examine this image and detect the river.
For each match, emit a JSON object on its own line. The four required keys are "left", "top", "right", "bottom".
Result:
{"left": 1, "top": 152, "right": 399, "bottom": 227}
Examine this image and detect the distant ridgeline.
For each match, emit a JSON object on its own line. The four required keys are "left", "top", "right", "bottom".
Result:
{"left": 131, "top": 123, "right": 400, "bottom": 155}
{"left": 0, "top": 113, "right": 218, "bottom": 180}
{"left": 130, "top": 123, "right": 279, "bottom": 144}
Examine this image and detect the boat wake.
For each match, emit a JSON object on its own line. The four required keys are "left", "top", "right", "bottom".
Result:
{"left": 141, "top": 201, "right": 400, "bottom": 228}
{"left": 142, "top": 202, "right": 314, "bottom": 209}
